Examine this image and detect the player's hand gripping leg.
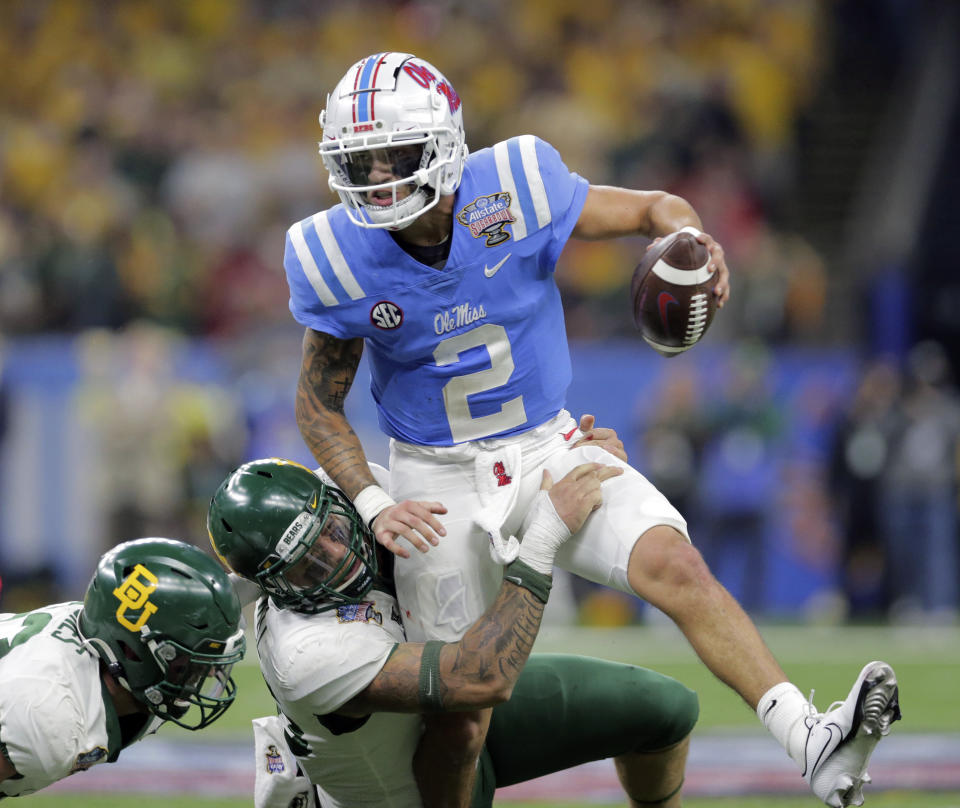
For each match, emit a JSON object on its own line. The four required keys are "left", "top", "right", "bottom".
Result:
{"left": 570, "top": 413, "right": 627, "bottom": 461}
{"left": 372, "top": 500, "right": 448, "bottom": 559}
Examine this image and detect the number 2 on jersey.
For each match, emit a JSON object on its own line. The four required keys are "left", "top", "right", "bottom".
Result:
{"left": 433, "top": 323, "right": 527, "bottom": 443}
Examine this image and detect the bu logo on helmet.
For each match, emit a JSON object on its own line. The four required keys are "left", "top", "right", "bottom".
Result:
{"left": 113, "top": 563, "right": 159, "bottom": 631}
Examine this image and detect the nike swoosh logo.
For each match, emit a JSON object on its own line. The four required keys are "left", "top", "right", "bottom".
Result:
{"left": 804, "top": 721, "right": 843, "bottom": 777}
{"left": 484, "top": 253, "right": 511, "bottom": 277}
{"left": 504, "top": 576, "right": 522, "bottom": 586}
{"left": 657, "top": 290, "right": 678, "bottom": 328}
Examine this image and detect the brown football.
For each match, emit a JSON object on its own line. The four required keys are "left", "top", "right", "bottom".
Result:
{"left": 631, "top": 227, "right": 718, "bottom": 357}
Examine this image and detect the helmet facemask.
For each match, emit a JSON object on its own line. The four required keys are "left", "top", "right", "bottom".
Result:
{"left": 253, "top": 485, "right": 379, "bottom": 613}
{"left": 321, "top": 128, "right": 452, "bottom": 229}
{"left": 137, "top": 628, "right": 245, "bottom": 730}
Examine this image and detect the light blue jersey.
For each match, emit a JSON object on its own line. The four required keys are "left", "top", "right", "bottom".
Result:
{"left": 284, "top": 135, "right": 589, "bottom": 445}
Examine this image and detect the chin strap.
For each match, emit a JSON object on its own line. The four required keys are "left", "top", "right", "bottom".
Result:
{"left": 76, "top": 613, "right": 127, "bottom": 688}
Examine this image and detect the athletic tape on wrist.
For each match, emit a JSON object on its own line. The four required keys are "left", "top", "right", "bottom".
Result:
{"left": 517, "top": 490, "right": 571, "bottom": 575}
{"left": 418, "top": 640, "right": 445, "bottom": 711}
{"left": 503, "top": 558, "right": 552, "bottom": 604}
{"left": 353, "top": 485, "right": 397, "bottom": 528}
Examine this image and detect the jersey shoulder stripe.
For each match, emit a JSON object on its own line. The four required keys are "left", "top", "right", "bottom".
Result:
{"left": 518, "top": 135, "right": 551, "bottom": 229}
{"left": 287, "top": 217, "right": 337, "bottom": 305}
{"left": 492, "top": 135, "right": 553, "bottom": 242}
{"left": 312, "top": 211, "right": 366, "bottom": 299}
{"left": 285, "top": 210, "right": 366, "bottom": 308}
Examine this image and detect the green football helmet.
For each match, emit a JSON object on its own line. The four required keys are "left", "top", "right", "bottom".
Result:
{"left": 207, "top": 458, "right": 378, "bottom": 614}
{"left": 79, "top": 537, "right": 245, "bottom": 731}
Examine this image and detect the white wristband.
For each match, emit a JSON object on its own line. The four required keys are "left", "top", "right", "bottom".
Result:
{"left": 353, "top": 485, "right": 397, "bottom": 527}
{"left": 517, "top": 490, "right": 572, "bottom": 575}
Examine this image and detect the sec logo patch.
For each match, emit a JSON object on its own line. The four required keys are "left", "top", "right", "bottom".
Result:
{"left": 371, "top": 301, "right": 403, "bottom": 330}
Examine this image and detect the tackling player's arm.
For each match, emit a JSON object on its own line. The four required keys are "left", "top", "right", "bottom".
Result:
{"left": 340, "top": 580, "right": 546, "bottom": 716}
{"left": 296, "top": 327, "right": 447, "bottom": 557}
{"left": 336, "top": 462, "right": 620, "bottom": 808}
{"left": 336, "top": 462, "right": 622, "bottom": 717}
{"left": 571, "top": 185, "right": 729, "bottom": 306}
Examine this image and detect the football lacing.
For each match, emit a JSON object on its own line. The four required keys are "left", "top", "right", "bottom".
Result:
{"left": 684, "top": 293, "right": 708, "bottom": 344}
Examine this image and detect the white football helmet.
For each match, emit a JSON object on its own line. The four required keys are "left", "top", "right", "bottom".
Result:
{"left": 319, "top": 52, "right": 468, "bottom": 230}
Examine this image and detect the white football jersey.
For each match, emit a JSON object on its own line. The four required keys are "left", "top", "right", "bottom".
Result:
{"left": 255, "top": 589, "right": 425, "bottom": 808}
{"left": 0, "top": 602, "right": 118, "bottom": 797}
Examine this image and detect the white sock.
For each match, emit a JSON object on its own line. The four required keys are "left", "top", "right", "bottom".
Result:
{"left": 756, "top": 681, "right": 814, "bottom": 769}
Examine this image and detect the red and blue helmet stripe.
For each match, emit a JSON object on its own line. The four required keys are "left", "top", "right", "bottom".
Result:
{"left": 352, "top": 52, "right": 389, "bottom": 123}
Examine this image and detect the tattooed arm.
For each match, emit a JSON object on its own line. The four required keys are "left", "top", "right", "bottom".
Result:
{"left": 296, "top": 328, "right": 447, "bottom": 557}
{"left": 334, "top": 577, "right": 544, "bottom": 808}
{"left": 295, "top": 328, "right": 371, "bottom": 495}
{"left": 334, "top": 462, "right": 621, "bottom": 808}
{"left": 338, "top": 580, "right": 547, "bottom": 715}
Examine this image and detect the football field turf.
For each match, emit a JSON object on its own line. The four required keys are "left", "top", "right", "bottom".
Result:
{"left": 211, "top": 621, "right": 960, "bottom": 734}
{"left": 16, "top": 793, "right": 960, "bottom": 808}
{"left": 40, "top": 623, "right": 959, "bottom": 806}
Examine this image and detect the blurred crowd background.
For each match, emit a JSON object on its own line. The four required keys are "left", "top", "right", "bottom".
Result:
{"left": 1, "top": 0, "right": 959, "bottom": 626}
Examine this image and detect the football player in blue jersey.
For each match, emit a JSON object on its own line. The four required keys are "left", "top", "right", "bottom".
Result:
{"left": 283, "top": 52, "right": 900, "bottom": 807}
